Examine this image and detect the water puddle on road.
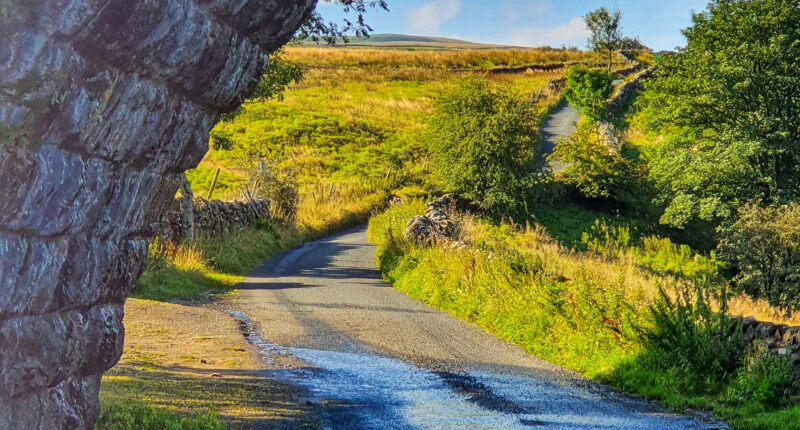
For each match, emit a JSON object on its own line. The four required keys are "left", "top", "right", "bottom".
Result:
{"left": 225, "top": 310, "right": 723, "bottom": 430}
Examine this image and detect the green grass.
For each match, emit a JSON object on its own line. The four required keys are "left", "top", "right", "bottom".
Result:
{"left": 97, "top": 401, "right": 224, "bottom": 430}
{"left": 133, "top": 219, "right": 302, "bottom": 302}
{"left": 368, "top": 201, "right": 800, "bottom": 429}
{"left": 526, "top": 200, "right": 643, "bottom": 249}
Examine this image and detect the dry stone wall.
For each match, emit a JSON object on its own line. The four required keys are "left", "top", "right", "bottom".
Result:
{"left": 404, "top": 195, "right": 468, "bottom": 250}
{"left": 739, "top": 317, "right": 800, "bottom": 374}
{"left": 155, "top": 198, "right": 271, "bottom": 244}
{"left": 0, "top": 1, "right": 314, "bottom": 428}
{"left": 607, "top": 67, "right": 654, "bottom": 116}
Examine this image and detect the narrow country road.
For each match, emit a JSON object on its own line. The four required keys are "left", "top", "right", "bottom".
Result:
{"left": 226, "top": 227, "right": 725, "bottom": 429}
{"left": 540, "top": 102, "right": 580, "bottom": 172}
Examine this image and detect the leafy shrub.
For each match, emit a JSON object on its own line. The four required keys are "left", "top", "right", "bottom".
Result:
{"left": 718, "top": 204, "right": 800, "bottom": 311}
{"left": 551, "top": 120, "right": 633, "bottom": 200}
{"left": 640, "top": 285, "right": 745, "bottom": 393}
{"left": 427, "top": 76, "right": 538, "bottom": 218}
{"left": 581, "top": 219, "right": 633, "bottom": 257}
{"left": 563, "top": 65, "right": 613, "bottom": 121}
{"left": 637, "top": 236, "right": 721, "bottom": 281}
{"left": 727, "top": 346, "right": 797, "bottom": 409}
{"left": 248, "top": 157, "right": 299, "bottom": 220}
{"left": 581, "top": 219, "right": 721, "bottom": 281}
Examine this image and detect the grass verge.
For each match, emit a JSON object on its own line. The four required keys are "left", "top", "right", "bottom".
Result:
{"left": 368, "top": 201, "right": 800, "bottom": 430}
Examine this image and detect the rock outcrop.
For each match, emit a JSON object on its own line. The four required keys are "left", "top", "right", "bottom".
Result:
{"left": 0, "top": 1, "right": 314, "bottom": 428}
{"left": 404, "top": 195, "right": 467, "bottom": 249}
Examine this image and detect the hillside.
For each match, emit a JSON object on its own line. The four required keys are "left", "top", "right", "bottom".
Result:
{"left": 298, "top": 33, "right": 519, "bottom": 50}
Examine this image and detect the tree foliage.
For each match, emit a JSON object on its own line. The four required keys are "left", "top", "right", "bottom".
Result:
{"left": 427, "top": 77, "right": 538, "bottom": 217}
{"left": 552, "top": 120, "right": 632, "bottom": 200}
{"left": 297, "top": 0, "right": 389, "bottom": 44}
{"left": 584, "top": 7, "right": 622, "bottom": 71}
{"left": 563, "top": 66, "right": 613, "bottom": 122}
{"left": 250, "top": 54, "right": 303, "bottom": 102}
{"left": 640, "top": 0, "right": 800, "bottom": 228}
{"left": 718, "top": 204, "right": 800, "bottom": 310}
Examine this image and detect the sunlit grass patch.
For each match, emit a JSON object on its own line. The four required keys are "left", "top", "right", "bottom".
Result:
{"left": 99, "top": 300, "right": 317, "bottom": 429}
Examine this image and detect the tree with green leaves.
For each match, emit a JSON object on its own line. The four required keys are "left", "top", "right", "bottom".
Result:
{"left": 428, "top": 77, "right": 538, "bottom": 217}
{"left": 563, "top": 65, "right": 613, "bottom": 122}
{"left": 584, "top": 7, "right": 622, "bottom": 72}
{"left": 552, "top": 120, "right": 632, "bottom": 200}
{"left": 718, "top": 203, "right": 800, "bottom": 311}
{"left": 639, "top": 0, "right": 800, "bottom": 229}
{"left": 297, "top": 0, "right": 390, "bottom": 44}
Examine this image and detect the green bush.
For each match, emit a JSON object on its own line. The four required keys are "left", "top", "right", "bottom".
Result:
{"left": 581, "top": 219, "right": 633, "bottom": 257}
{"left": 427, "top": 76, "right": 538, "bottom": 218}
{"left": 638, "top": 0, "right": 800, "bottom": 229}
{"left": 636, "top": 236, "right": 721, "bottom": 281}
{"left": 551, "top": 120, "right": 634, "bottom": 200}
{"left": 727, "top": 346, "right": 798, "bottom": 410}
{"left": 581, "top": 219, "right": 721, "bottom": 282}
{"left": 640, "top": 285, "right": 745, "bottom": 394}
{"left": 563, "top": 66, "right": 613, "bottom": 122}
{"left": 718, "top": 204, "right": 800, "bottom": 311}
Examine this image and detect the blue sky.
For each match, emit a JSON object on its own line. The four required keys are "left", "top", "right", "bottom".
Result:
{"left": 317, "top": 0, "right": 711, "bottom": 51}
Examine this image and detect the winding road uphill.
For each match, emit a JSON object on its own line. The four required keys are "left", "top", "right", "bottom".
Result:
{"left": 226, "top": 227, "right": 725, "bottom": 429}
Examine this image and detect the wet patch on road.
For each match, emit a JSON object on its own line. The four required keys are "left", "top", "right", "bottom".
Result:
{"left": 433, "top": 371, "right": 524, "bottom": 415}
{"left": 226, "top": 310, "right": 723, "bottom": 430}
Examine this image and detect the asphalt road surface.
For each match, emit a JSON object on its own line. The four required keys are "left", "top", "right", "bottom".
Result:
{"left": 226, "top": 227, "right": 725, "bottom": 429}
{"left": 540, "top": 102, "right": 580, "bottom": 173}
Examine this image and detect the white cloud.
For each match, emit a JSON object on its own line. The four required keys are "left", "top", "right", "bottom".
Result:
{"left": 406, "top": 0, "right": 461, "bottom": 34}
{"left": 500, "top": 0, "right": 552, "bottom": 26}
{"left": 507, "top": 16, "right": 589, "bottom": 48}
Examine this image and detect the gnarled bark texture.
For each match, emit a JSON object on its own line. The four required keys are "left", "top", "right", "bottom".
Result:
{"left": 0, "top": 1, "right": 314, "bottom": 428}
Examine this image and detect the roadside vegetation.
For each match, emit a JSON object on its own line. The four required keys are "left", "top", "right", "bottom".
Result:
{"left": 368, "top": 2, "right": 800, "bottom": 429}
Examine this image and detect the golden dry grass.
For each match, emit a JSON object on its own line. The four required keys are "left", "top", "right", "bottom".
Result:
{"left": 283, "top": 46, "right": 604, "bottom": 69}
{"left": 459, "top": 216, "right": 800, "bottom": 327}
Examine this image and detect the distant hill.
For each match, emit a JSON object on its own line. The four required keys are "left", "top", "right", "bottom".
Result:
{"left": 298, "top": 34, "right": 523, "bottom": 50}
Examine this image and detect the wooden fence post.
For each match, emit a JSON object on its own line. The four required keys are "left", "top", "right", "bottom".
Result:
{"left": 206, "top": 168, "right": 221, "bottom": 200}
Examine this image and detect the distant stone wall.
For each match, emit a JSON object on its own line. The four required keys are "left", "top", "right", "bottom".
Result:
{"left": 608, "top": 67, "right": 655, "bottom": 116}
{"left": 154, "top": 198, "right": 270, "bottom": 244}
{"left": 404, "top": 195, "right": 468, "bottom": 250}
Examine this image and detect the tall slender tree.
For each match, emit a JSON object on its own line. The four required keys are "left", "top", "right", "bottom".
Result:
{"left": 585, "top": 7, "right": 623, "bottom": 72}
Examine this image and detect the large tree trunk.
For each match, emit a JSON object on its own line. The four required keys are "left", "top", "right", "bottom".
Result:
{"left": 0, "top": 1, "right": 314, "bottom": 428}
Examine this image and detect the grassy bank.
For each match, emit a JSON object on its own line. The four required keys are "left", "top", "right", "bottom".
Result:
{"left": 368, "top": 201, "right": 800, "bottom": 429}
